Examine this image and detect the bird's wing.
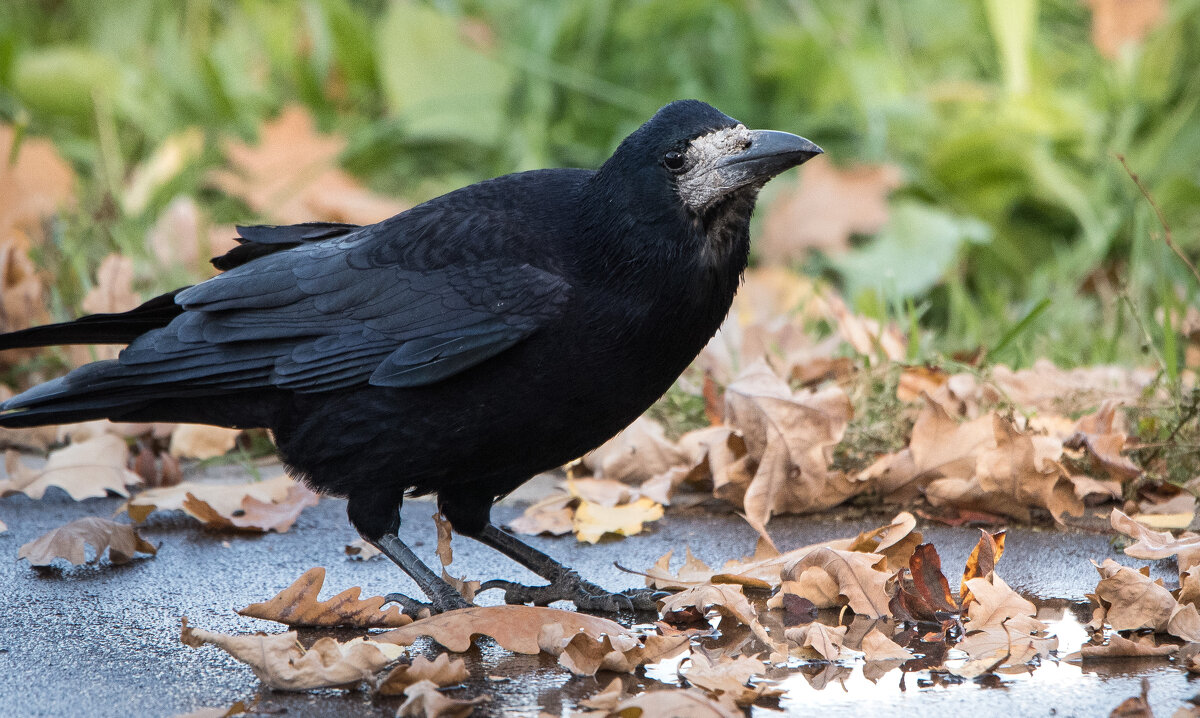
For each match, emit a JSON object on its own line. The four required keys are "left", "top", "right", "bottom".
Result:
{"left": 211, "top": 222, "right": 362, "bottom": 271}
{"left": 115, "top": 227, "right": 571, "bottom": 392}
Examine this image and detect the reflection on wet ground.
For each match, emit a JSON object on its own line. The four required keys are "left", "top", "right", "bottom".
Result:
{"left": 2, "top": 491, "right": 1198, "bottom": 716}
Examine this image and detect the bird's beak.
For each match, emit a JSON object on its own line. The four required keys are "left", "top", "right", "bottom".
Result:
{"left": 718, "top": 130, "right": 823, "bottom": 179}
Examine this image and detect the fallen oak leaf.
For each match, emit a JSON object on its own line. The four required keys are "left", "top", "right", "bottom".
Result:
{"left": 378, "top": 606, "right": 631, "bottom": 653}
{"left": 909, "top": 543, "right": 959, "bottom": 614}
{"left": 583, "top": 415, "right": 688, "bottom": 484}
{"left": 345, "top": 538, "right": 382, "bottom": 560}
{"left": 960, "top": 529, "right": 1006, "bottom": 609}
{"left": 377, "top": 654, "right": 470, "bottom": 695}
{"left": 611, "top": 687, "right": 741, "bottom": 718}
{"left": 573, "top": 496, "right": 663, "bottom": 544}
{"left": 397, "top": 679, "right": 489, "bottom": 718}
{"left": 180, "top": 617, "right": 403, "bottom": 691}
{"left": 238, "top": 567, "right": 410, "bottom": 628}
{"left": 168, "top": 424, "right": 242, "bottom": 460}
{"left": 1070, "top": 633, "right": 1178, "bottom": 661}
{"left": 182, "top": 482, "right": 319, "bottom": 533}
{"left": 1110, "top": 509, "right": 1200, "bottom": 563}
{"left": 681, "top": 652, "right": 781, "bottom": 707}
{"left": 545, "top": 626, "right": 688, "bottom": 675}
{"left": 2, "top": 434, "right": 142, "bottom": 501}
{"left": 784, "top": 621, "right": 847, "bottom": 660}
{"left": 724, "top": 361, "right": 858, "bottom": 525}
{"left": 122, "top": 474, "right": 315, "bottom": 531}
{"left": 642, "top": 511, "right": 915, "bottom": 590}
{"left": 508, "top": 491, "right": 574, "bottom": 536}
{"left": 579, "top": 677, "right": 627, "bottom": 711}
{"left": 776, "top": 547, "right": 891, "bottom": 618}
{"left": 659, "top": 584, "right": 783, "bottom": 654}
{"left": 18, "top": 517, "right": 156, "bottom": 566}
{"left": 860, "top": 627, "right": 913, "bottom": 662}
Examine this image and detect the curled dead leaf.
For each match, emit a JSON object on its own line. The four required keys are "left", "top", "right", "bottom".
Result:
{"left": 18, "top": 516, "right": 156, "bottom": 566}
{"left": 397, "top": 680, "right": 489, "bottom": 717}
{"left": 169, "top": 424, "right": 242, "bottom": 460}
{"left": 2, "top": 434, "right": 142, "bottom": 501}
{"left": 180, "top": 617, "right": 403, "bottom": 691}
{"left": 377, "top": 654, "right": 470, "bottom": 695}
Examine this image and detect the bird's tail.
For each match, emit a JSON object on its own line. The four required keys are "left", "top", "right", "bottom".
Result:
{"left": 0, "top": 289, "right": 184, "bottom": 351}
{"left": 0, "top": 290, "right": 186, "bottom": 427}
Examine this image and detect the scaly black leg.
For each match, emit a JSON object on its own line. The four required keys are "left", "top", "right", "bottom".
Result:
{"left": 371, "top": 533, "right": 471, "bottom": 616}
{"left": 471, "top": 524, "right": 663, "bottom": 612}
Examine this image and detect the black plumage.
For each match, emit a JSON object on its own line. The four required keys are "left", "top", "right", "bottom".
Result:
{"left": 0, "top": 100, "right": 821, "bottom": 613}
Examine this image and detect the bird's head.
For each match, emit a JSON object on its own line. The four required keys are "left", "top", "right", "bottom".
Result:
{"left": 599, "top": 100, "right": 822, "bottom": 219}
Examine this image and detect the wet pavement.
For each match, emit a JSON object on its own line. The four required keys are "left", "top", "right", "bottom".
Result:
{"left": 1, "top": 471, "right": 1197, "bottom": 717}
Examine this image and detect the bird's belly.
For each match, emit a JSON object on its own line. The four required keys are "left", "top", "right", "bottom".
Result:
{"left": 272, "top": 328, "right": 697, "bottom": 499}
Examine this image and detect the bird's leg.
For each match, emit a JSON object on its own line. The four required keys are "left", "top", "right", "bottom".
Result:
{"left": 472, "top": 524, "right": 661, "bottom": 613}
{"left": 371, "top": 533, "right": 472, "bottom": 616}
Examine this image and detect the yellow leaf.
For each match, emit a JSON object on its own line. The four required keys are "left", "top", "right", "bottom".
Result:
{"left": 573, "top": 497, "right": 663, "bottom": 544}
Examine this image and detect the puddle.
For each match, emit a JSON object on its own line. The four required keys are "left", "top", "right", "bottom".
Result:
{"left": 633, "top": 596, "right": 1193, "bottom": 717}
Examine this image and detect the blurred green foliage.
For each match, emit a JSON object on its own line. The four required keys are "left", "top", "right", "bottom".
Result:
{"left": 1, "top": 0, "right": 1197, "bottom": 372}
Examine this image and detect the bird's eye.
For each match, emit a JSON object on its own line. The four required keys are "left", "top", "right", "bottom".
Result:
{"left": 662, "top": 150, "right": 686, "bottom": 172}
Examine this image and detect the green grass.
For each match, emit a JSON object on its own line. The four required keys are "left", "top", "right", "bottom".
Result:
{"left": 1, "top": 0, "right": 1197, "bottom": 373}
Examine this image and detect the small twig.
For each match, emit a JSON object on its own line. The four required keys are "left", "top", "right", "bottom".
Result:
{"left": 613, "top": 561, "right": 654, "bottom": 578}
{"left": 1118, "top": 288, "right": 1168, "bottom": 374}
{"left": 1117, "top": 154, "right": 1200, "bottom": 287}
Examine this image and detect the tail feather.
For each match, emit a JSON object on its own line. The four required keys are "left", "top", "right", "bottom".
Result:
{"left": 0, "top": 289, "right": 185, "bottom": 351}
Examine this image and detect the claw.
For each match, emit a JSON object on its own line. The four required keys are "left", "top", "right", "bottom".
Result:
{"left": 383, "top": 592, "right": 433, "bottom": 618}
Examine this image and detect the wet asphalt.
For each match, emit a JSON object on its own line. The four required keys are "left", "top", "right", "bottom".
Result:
{"left": 0, "top": 469, "right": 1196, "bottom": 718}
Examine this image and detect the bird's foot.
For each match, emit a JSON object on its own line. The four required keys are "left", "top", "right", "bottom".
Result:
{"left": 480, "top": 571, "right": 665, "bottom": 613}
{"left": 383, "top": 589, "right": 472, "bottom": 618}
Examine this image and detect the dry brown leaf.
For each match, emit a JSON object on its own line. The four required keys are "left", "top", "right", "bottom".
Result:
{"left": 508, "top": 492, "right": 574, "bottom": 536}
{"left": 819, "top": 293, "right": 906, "bottom": 362}
{"left": 723, "top": 361, "right": 857, "bottom": 525}
{"left": 434, "top": 512, "right": 454, "bottom": 567}
{"left": 169, "top": 424, "right": 242, "bottom": 460}
{"left": 545, "top": 626, "right": 689, "bottom": 675}
{"left": 0, "top": 125, "right": 75, "bottom": 238}
{"left": 1077, "top": 633, "right": 1177, "bottom": 660}
{"left": 612, "top": 687, "right": 741, "bottom": 718}
{"left": 0, "top": 236, "right": 50, "bottom": 366}
{"left": 377, "top": 654, "right": 470, "bottom": 695}
{"left": 1094, "top": 559, "right": 1175, "bottom": 632}
{"left": 376, "top": 604, "right": 639, "bottom": 656}
{"left": 573, "top": 497, "right": 663, "bottom": 544}
{"left": 237, "top": 567, "right": 410, "bottom": 628}
{"left": 18, "top": 516, "right": 156, "bottom": 566}
{"left": 1111, "top": 509, "right": 1200, "bottom": 561}
{"left": 0, "top": 517, "right": 6, "bottom": 533}
{"left": 962, "top": 574, "right": 1045, "bottom": 637}
{"left": 681, "top": 652, "right": 780, "bottom": 707}
{"left": 209, "top": 105, "right": 405, "bottom": 225}
{"left": 568, "top": 477, "right": 639, "bottom": 507}
{"left": 960, "top": 529, "right": 1006, "bottom": 608}
{"left": 1086, "top": 0, "right": 1166, "bottom": 59}
{"left": 126, "top": 475, "right": 292, "bottom": 519}
{"left": 784, "top": 621, "right": 847, "bottom": 660}
{"left": 860, "top": 627, "right": 913, "bottom": 661}
{"left": 659, "top": 584, "right": 782, "bottom": 653}
{"left": 976, "top": 415, "right": 1083, "bottom": 522}
{"left": 583, "top": 416, "right": 687, "bottom": 483}
{"left": 181, "top": 617, "right": 403, "bottom": 691}
{"left": 2, "top": 434, "right": 141, "bottom": 500}
{"left": 579, "top": 677, "right": 628, "bottom": 711}
{"left": 778, "top": 547, "right": 891, "bottom": 618}
{"left": 760, "top": 155, "right": 902, "bottom": 260}
{"left": 183, "top": 482, "right": 319, "bottom": 533}
{"left": 643, "top": 512, "right": 912, "bottom": 590}
{"left": 397, "top": 680, "right": 489, "bottom": 717}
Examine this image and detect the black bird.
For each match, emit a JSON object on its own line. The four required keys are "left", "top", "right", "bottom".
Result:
{"left": 0, "top": 100, "right": 820, "bottom": 614}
